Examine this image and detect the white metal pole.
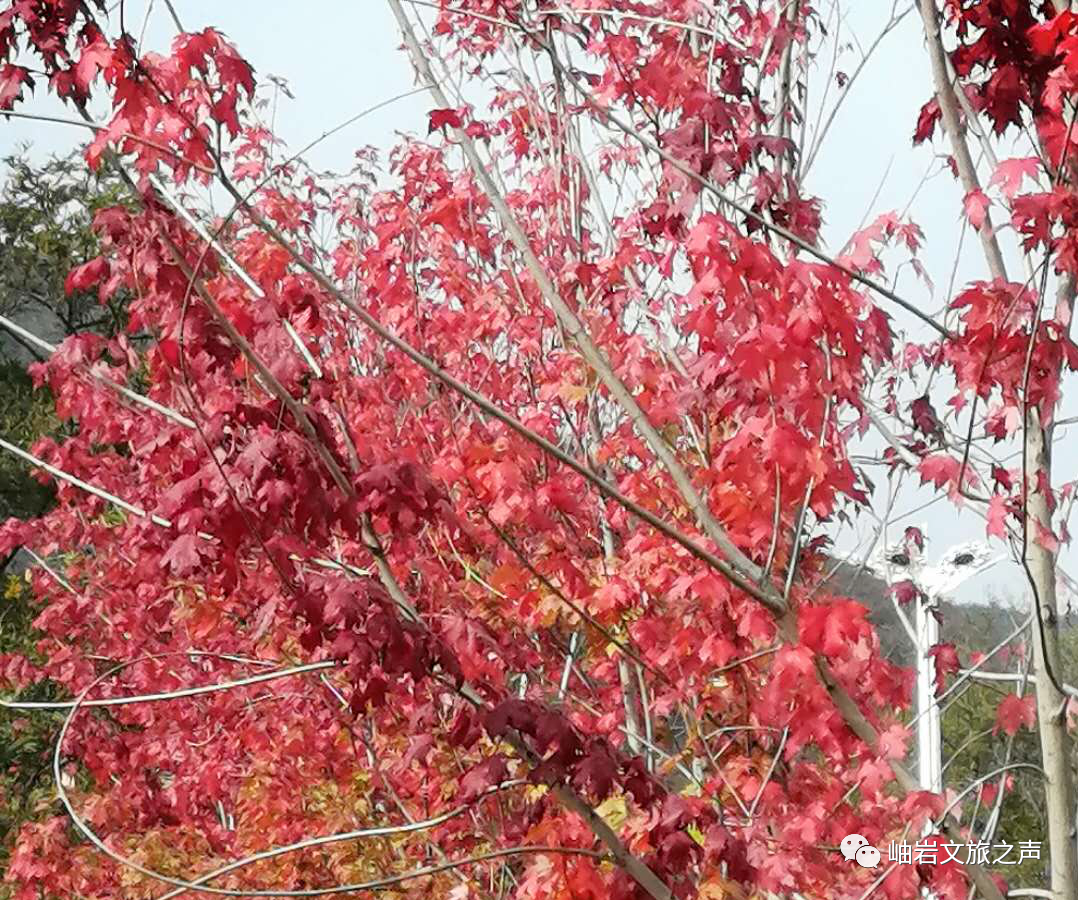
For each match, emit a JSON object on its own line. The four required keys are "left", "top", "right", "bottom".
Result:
{"left": 863, "top": 536, "right": 1002, "bottom": 899}
{"left": 915, "top": 596, "right": 943, "bottom": 796}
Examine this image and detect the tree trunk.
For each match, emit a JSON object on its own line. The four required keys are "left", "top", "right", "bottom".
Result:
{"left": 1025, "top": 409, "right": 1078, "bottom": 899}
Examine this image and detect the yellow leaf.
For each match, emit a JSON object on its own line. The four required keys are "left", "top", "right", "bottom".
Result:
{"left": 595, "top": 794, "right": 627, "bottom": 830}
{"left": 698, "top": 874, "right": 748, "bottom": 900}
{"left": 524, "top": 784, "right": 549, "bottom": 803}
{"left": 559, "top": 382, "right": 589, "bottom": 405}
{"left": 698, "top": 881, "right": 727, "bottom": 900}
{"left": 681, "top": 778, "right": 702, "bottom": 798}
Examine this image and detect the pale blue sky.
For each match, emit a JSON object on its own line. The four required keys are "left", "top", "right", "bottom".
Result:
{"left": 3, "top": 1, "right": 1068, "bottom": 608}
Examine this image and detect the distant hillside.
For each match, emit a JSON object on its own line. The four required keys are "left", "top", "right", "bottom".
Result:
{"left": 817, "top": 557, "right": 1049, "bottom": 670}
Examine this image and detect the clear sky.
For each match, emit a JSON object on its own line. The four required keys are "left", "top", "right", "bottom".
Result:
{"left": 3, "top": 1, "right": 1069, "bottom": 610}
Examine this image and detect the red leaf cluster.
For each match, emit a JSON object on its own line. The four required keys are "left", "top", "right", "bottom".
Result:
{"left": 3, "top": 3, "right": 1062, "bottom": 900}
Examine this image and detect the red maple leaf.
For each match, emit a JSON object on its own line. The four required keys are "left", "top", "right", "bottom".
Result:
{"left": 890, "top": 579, "right": 922, "bottom": 606}
{"left": 428, "top": 107, "right": 464, "bottom": 133}
{"left": 995, "top": 694, "right": 1036, "bottom": 736}
{"left": 0, "top": 63, "right": 32, "bottom": 109}
{"left": 989, "top": 157, "right": 1041, "bottom": 199}
{"left": 877, "top": 723, "right": 910, "bottom": 760}
{"left": 73, "top": 39, "right": 115, "bottom": 95}
{"left": 991, "top": 464, "right": 1014, "bottom": 491}
{"left": 982, "top": 63, "right": 1025, "bottom": 133}
{"left": 64, "top": 257, "right": 110, "bottom": 296}
{"left": 458, "top": 755, "right": 509, "bottom": 802}
{"left": 910, "top": 394, "right": 945, "bottom": 443}
{"left": 963, "top": 188, "right": 991, "bottom": 229}
{"left": 918, "top": 453, "right": 961, "bottom": 489}
{"left": 986, "top": 494, "right": 1009, "bottom": 539}
{"left": 928, "top": 643, "right": 960, "bottom": 695}
{"left": 1028, "top": 11, "right": 1077, "bottom": 57}
{"left": 799, "top": 599, "right": 870, "bottom": 658}
{"left": 160, "top": 533, "right": 203, "bottom": 576}
{"left": 913, "top": 97, "right": 941, "bottom": 145}
{"left": 904, "top": 525, "right": 925, "bottom": 552}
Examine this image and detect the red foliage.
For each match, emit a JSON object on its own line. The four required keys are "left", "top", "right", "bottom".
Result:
{"left": 995, "top": 694, "right": 1037, "bottom": 736}
{"left": 2, "top": 2, "right": 1075, "bottom": 899}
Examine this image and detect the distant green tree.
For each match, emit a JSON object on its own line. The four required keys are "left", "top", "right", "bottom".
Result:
{"left": 943, "top": 672, "right": 1047, "bottom": 885}
{"left": 941, "top": 598, "right": 1077, "bottom": 887}
{"left": 0, "top": 364, "right": 56, "bottom": 527}
{"left": 0, "top": 572, "right": 64, "bottom": 892}
{"left": 0, "top": 148, "right": 129, "bottom": 525}
{"left": 0, "top": 147, "right": 128, "bottom": 342}
{"left": 0, "top": 149, "right": 130, "bottom": 886}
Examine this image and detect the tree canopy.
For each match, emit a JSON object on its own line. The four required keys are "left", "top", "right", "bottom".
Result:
{"left": 1, "top": 3, "right": 1078, "bottom": 900}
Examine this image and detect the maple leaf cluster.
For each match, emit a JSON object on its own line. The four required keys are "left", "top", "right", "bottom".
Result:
{"left": 3, "top": 2, "right": 1071, "bottom": 900}
{"left": 899, "top": 1, "right": 1078, "bottom": 556}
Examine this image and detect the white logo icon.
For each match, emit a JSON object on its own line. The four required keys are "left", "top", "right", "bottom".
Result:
{"left": 855, "top": 845, "right": 881, "bottom": 869}
{"left": 840, "top": 833, "right": 870, "bottom": 862}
